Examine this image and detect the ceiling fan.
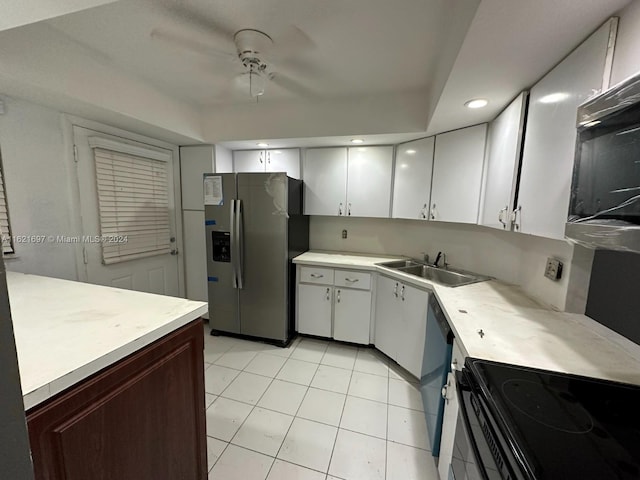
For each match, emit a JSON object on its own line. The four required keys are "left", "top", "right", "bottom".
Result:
{"left": 150, "top": 6, "right": 317, "bottom": 100}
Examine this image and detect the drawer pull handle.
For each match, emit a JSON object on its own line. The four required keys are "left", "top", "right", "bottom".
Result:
{"left": 393, "top": 283, "right": 398, "bottom": 297}
{"left": 310, "top": 273, "right": 324, "bottom": 278}
{"left": 400, "top": 285, "right": 405, "bottom": 301}
{"left": 336, "top": 289, "right": 341, "bottom": 303}
{"left": 345, "top": 278, "right": 359, "bottom": 283}
{"left": 326, "top": 288, "right": 330, "bottom": 301}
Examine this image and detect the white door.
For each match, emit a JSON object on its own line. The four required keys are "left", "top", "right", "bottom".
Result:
{"left": 517, "top": 20, "right": 615, "bottom": 239}
{"left": 431, "top": 124, "right": 487, "bottom": 224}
{"left": 73, "top": 126, "right": 181, "bottom": 296}
{"left": 234, "top": 150, "right": 266, "bottom": 173}
{"left": 266, "top": 148, "right": 301, "bottom": 179}
{"left": 396, "top": 284, "right": 429, "bottom": 378}
{"left": 333, "top": 288, "right": 371, "bottom": 344}
{"left": 297, "top": 283, "right": 333, "bottom": 337}
{"left": 438, "top": 371, "right": 459, "bottom": 480}
{"left": 480, "top": 93, "right": 527, "bottom": 230}
{"left": 346, "top": 146, "right": 393, "bottom": 217}
{"left": 374, "top": 275, "right": 401, "bottom": 360}
{"left": 303, "top": 147, "right": 348, "bottom": 216}
{"left": 392, "top": 137, "right": 435, "bottom": 220}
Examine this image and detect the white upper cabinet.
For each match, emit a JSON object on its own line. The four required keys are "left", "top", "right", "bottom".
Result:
{"left": 392, "top": 137, "right": 435, "bottom": 220}
{"left": 516, "top": 19, "right": 617, "bottom": 239}
{"left": 180, "top": 145, "right": 215, "bottom": 211}
{"left": 303, "top": 147, "right": 348, "bottom": 216}
{"left": 233, "top": 149, "right": 301, "bottom": 179}
{"left": 233, "top": 150, "right": 265, "bottom": 173}
{"left": 479, "top": 93, "right": 527, "bottom": 230}
{"left": 303, "top": 146, "right": 393, "bottom": 217}
{"left": 266, "top": 148, "right": 301, "bottom": 178}
{"left": 346, "top": 146, "right": 393, "bottom": 217}
{"left": 430, "top": 124, "right": 487, "bottom": 224}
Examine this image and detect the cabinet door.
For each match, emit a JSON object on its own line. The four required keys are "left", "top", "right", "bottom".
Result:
{"left": 346, "top": 146, "right": 394, "bottom": 217}
{"left": 334, "top": 288, "right": 372, "bottom": 345}
{"left": 480, "top": 93, "right": 527, "bottom": 230}
{"left": 438, "top": 371, "right": 459, "bottom": 480}
{"left": 431, "top": 124, "right": 487, "bottom": 224}
{"left": 392, "top": 137, "right": 434, "bottom": 220}
{"left": 266, "top": 148, "right": 301, "bottom": 179}
{"left": 234, "top": 150, "right": 266, "bottom": 173}
{"left": 374, "top": 275, "right": 401, "bottom": 360}
{"left": 396, "top": 284, "right": 429, "bottom": 378}
{"left": 297, "top": 283, "right": 333, "bottom": 337}
{"left": 180, "top": 145, "right": 215, "bottom": 211}
{"left": 303, "top": 147, "right": 348, "bottom": 216}
{"left": 516, "top": 20, "right": 616, "bottom": 239}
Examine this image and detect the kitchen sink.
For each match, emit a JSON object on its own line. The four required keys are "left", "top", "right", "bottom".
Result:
{"left": 377, "top": 259, "right": 423, "bottom": 269}
{"left": 377, "top": 260, "right": 490, "bottom": 287}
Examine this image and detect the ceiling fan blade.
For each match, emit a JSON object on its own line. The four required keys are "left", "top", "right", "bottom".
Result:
{"left": 150, "top": 28, "right": 237, "bottom": 61}
{"left": 161, "top": 3, "right": 236, "bottom": 46}
{"left": 270, "top": 25, "right": 316, "bottom": 60}
{"left": 269, "top": 72, "right": 318, "bottom": 98}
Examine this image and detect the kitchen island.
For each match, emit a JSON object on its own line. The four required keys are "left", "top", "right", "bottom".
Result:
{"left": 8, "top": 271, "right": 208, "bottom": 480}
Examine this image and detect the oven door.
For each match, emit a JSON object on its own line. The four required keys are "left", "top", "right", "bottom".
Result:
{"left": 452, "top": 371, "right": 519, "bottom": 480}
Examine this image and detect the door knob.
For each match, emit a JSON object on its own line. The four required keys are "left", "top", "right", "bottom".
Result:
{"left": 170, "top": 249, "right": 179, "bottom": 256}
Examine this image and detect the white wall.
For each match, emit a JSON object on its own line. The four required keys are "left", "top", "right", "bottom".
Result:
{"left": 0, "top": 0, "right": 117, "bottom": 32}
{"left": 214, "top": 145, "right": 233, "bottom": 173}
{"left": 611, "top": 0, "right": 640, "bottom": 85}
{"left": 310, "top": 216, "right": 574, "bottom": 311}
{"left": 0, "top": 97, "right": 78, "bottom": 280}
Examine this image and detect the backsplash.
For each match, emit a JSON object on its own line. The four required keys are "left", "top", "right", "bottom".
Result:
{"left": 309, "top": 216, "right": 576, "bottom": 311}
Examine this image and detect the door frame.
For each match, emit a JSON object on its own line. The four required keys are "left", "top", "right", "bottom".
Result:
{"left": 60, "top": 115, "right": 186, "bottom": 297}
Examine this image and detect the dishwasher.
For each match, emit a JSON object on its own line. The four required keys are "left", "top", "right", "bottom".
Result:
{"left": 419, "top": 293, "right": 453, "bottom": 457}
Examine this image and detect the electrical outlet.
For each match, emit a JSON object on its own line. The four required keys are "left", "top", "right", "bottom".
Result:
{"left": 342, "top": 229, "right": 348, "bottom": 239}
{"left": 544, "top": 258, "right": 563, "bottom": 281}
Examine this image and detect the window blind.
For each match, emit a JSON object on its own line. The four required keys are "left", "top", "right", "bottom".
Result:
{"left": 94, "top": 147, "right": 171, "bottom": 264}
{"left": 0, "top": 156, "right": 14, "bottom": 254}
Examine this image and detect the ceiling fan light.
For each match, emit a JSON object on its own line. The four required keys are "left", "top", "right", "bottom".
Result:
{"left": 236, "top": 71, "right": 266, "bottom": 98}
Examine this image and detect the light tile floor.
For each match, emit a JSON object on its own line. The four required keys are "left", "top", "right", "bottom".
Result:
{"left": 202, "top": 323, "right": 439, "bottom": 480}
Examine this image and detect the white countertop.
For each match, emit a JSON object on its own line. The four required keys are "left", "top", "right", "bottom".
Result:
{"left": 8, "top": 271, "right": 207, "bottom": 410}
{"left": 294, "top": 251, "right": 640, "bottom": 385}
{"left": 293, "top": 251, "right": 403, "bottom": 270}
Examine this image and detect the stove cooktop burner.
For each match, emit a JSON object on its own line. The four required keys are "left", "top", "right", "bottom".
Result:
{"left": 501, "top": 379, "right": 594, "bottom": 434}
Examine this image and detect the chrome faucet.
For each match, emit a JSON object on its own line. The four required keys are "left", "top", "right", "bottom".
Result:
{"left": 433, "top": 251, "right": 447, "bottom": 268}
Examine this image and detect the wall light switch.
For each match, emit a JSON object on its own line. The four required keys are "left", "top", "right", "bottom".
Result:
{"left": 342, "top": 229, "right": 348, "bottom": 239}
{"left": 544, "top": 258, "right": 563, "bottom": 281}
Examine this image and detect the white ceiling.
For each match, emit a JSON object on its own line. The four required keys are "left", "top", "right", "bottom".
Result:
{"left": 0, "top": 0, "right": 632, "bottom": 145}
{"left": 46, "top": 0, "right": 474, "bottom": 106}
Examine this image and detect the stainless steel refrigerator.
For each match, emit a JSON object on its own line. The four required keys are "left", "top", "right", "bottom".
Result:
{"left": 204, "top": 173, "right": 309, "bottom": 346}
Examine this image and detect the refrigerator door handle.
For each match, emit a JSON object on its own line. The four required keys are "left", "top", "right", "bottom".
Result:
{"left": 230, "top": 199, "right": 238, "bottom": 288}
{"left": 236, "top": 199, "right": 244, "bottom": 289}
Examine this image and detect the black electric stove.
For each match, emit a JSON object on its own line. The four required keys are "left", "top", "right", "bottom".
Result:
{"left": 462, "top": 358, "right": 640, "bottom": 480}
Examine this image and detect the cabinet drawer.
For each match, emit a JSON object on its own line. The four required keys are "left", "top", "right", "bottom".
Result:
{"left": 299, "top": 266, "right": 334, "bottom": 285}
{"left": 334, "top": 270, "right": 371, "bottom": 290}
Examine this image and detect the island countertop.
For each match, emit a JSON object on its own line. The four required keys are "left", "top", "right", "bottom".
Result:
{"left": 8, "top": 271, "right": 207, "bottom": 410}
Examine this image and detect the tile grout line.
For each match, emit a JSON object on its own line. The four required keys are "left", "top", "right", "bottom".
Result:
{"left": 325, "top": 360, "right": 356, "bottom": 478}
{"left": 208, "top": 335, "right": 304, "bottom": 475}
{"left": 265, "top": 341, "right": 326, "bottom": 479}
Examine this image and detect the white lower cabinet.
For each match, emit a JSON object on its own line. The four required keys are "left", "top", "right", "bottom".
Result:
{"left": 296, "top": 266, "right": 372, "bottom": 344}
{"left": 297, "top": 283, "right": 333, "bottom": 337}
{"left": 334, "top": 288, "right": 372, "bottom": 344}
{"left": 439, "top": 341, "right": 463, "bottom": 480}
{"left": 374, "top": 274, "right": 429, "bottom": 378}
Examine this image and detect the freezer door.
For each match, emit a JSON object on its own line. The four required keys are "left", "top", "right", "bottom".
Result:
{"left": 237, "top": 173, "right": 289, "bottom": 341}
{"left": 205, "top": 173, "right": 240, "bottom": 334}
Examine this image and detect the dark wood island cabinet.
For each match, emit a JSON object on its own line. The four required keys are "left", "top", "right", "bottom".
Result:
{"left": 26, "top": 319, "right": 207, "bottom": 480}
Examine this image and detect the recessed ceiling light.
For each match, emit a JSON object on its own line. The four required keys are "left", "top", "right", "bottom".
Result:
{"left": 464, "top": 98, "right": 488, "bottom": 109}
{"left": 539, "top": 93, "right": 569, "bottom": 104}
{"left": 405, "top": 149, "right": 417, "bottom": 155}
{"left": 350, "top": 139, "right": 364, "bottom": 144}
{"left": 273, "top": 150, "right": 282, "bottom": 154}
{"left": 256, "top": 142, "right": 269, "bottom": 147}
